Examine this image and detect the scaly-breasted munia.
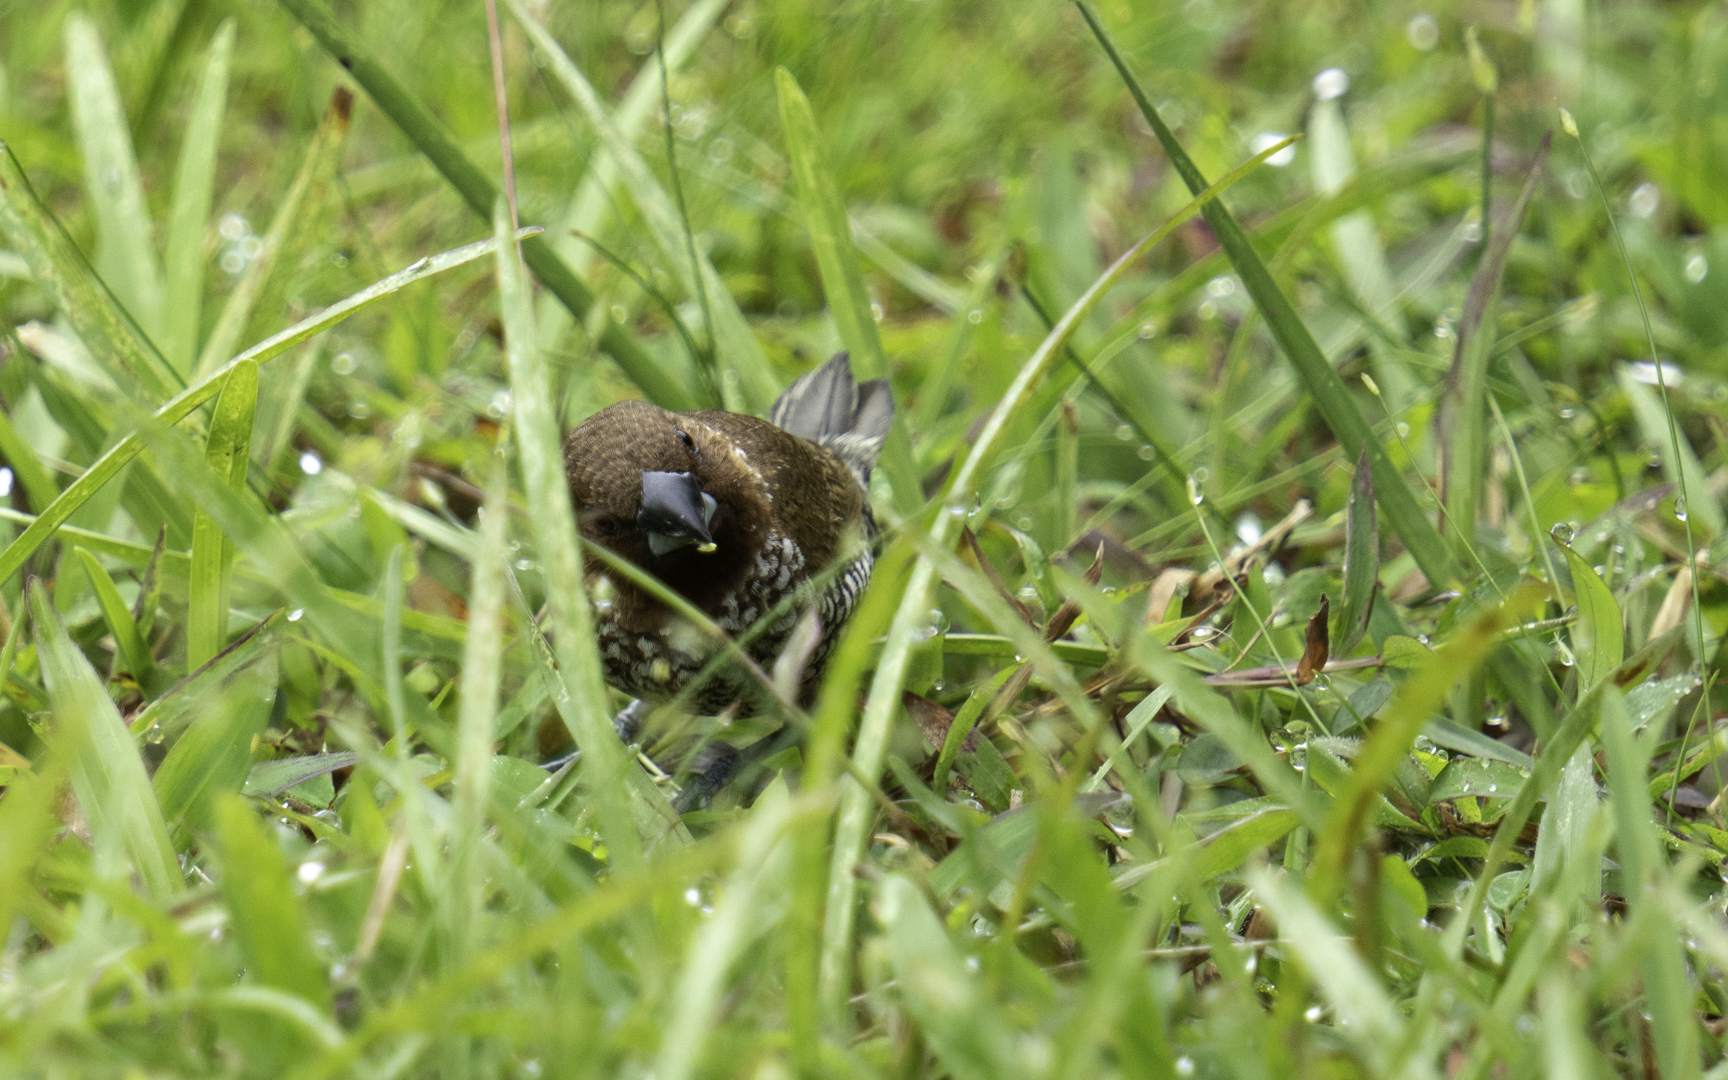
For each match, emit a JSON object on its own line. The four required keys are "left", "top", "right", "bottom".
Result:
{"left": 563, "top": 352, "right": 892, "bottom": 719}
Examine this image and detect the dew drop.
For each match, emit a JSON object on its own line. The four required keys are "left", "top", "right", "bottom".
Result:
{"left": 288, "top": 608, "right": 305, "bottom": 622}
{"left": 1555, "top": 640, "right": 1575, "bottom": 667}
{"left": 1549, "top": 521, "right": 1575, "bottom": 544}
{"left": 1137, "top": 444, "right": 1156, "bottom": 461}
{"left": 1675, "top": 496, "right": 1688, "bottom": 521}
{"left": 1557, "top": 406, "right": 1576, "bottom": 420}
{"left": 1115, "top": 424, "right": 1135, "bottom": 442}
{"left": 1186, "top": 475, "right": 1205, "bottom": 506}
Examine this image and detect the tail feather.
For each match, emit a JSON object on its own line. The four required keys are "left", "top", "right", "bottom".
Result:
{"left": 770, "top": 352, "right": 893, "bottom": 482}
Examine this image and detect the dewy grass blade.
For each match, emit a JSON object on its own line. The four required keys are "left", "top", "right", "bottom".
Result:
{"left": 194, "top": 91, "right": 352, "bottom": 381}
{"left": 152, "top": 654, "right": 274, "bottom": 836}
{"left": 1076, "top": 0, "right": 1457, "bottom": 589}
{"left": 214, "top": 795, "right": 332, "bottom": 1011}
{"left": 162, "top": 19, "right": 235, "bottom": 376}
{"left": 64, "top": 14, "right": 166, "bottom": 344}
{"left": 0, "top": 229, "right": 536, "bottom": 587}
{"left": 30, "top": 580, "right": 181, "bottom": 902}
{"left": 0, "top": 144, "right": 179, "bottom": 401}
{"left": 493, "top": 202, "right": 647, "bottom": 869}
{"left": 276, "top": 0, "right": 695, "bottom": 411}
{"left": 187, "top": 360, "right": 258, "bottom": 671}
{"left": 504, "top": 0, "right": 772, "bottom": 411}
{"left": 818, "top": 134, "right": 1295, "bottom": 1025}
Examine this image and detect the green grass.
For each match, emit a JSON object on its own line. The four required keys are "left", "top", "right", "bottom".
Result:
{"left": 0, "top": 0, "right": 1727, "bottom": 1076}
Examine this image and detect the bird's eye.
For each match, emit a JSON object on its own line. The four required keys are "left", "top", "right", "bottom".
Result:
{"left": 591, "top": 516, "right": 625, "bottom": 537}
{"left": 675, "top": 429, "right": 697, "bottom": 454}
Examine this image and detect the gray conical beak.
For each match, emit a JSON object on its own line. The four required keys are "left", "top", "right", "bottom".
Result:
{"left": 638, "top": 470, "right": 718, "bottom": 556}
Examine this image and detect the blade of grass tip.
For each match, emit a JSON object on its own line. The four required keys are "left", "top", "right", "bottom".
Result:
{"left": 818, "top": 139, "right": 1291, "bottom": 1024}
{"left": 1439, "top": 135, "right": 1549, "bottom": 554}
{"left": 162, "top": 19, "right": 235, "bottom": 376}
{"left": 275, "top": 0, "right": 695, "bottom": 411}
{"left": 492, "top": 202, "right": 644, "bottom": 871}
{"left": 29, "top": 579, "right": 180, "bottom": 901}
{"left": 451, "top": 450, "right": 508, "bottom": 950}
{"left": 72, "top": 546, "right": 160, "bottom": 693}
{"left": 0, "top": 229, "right": 533, "bottom": 587}
{"left": 1600, "top": 687, "right": 1701, "bottom": 1080}
{"left": 775, "top": 67, "right": 922, "bottom": 512}
{"left": 504, "top": 0, "right": 767, "bottom": 411}
{"left": 64, "top": 14, "right": 166, "bottom": 344}
{"left": 1557, "top": 540, "right": 1624, "bottom": 690}
{"left": 194, "top": 89, "right": 352, "bottom": 381}
{"left": 0, "top": 144, "right": 179, "bottom": 401}
{"left": 1335, "top": 448, "right": 1379, "bottom": 654}
{"left": 188, "top": 359, "right": 259, "bottom": 671}
{"left": 1076, "top": 0, "right": 1457, "bottom": 589}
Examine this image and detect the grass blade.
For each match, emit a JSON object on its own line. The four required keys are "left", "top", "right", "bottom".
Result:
{"left": 1439, "top": 137, "right": 1549, "bottom": 550}
{"left": 1076, "top": 0, "right": 1457, "bottom": 588}
{"left": 774, "top": 67, "right": 922, "bottom": 512}
{"left": 194, "top": 91, "right": 351, "bottom": 381}
{"left": 162, "top": 19, "right": 235, "bottom": 376}
{"left": 64, "top": 14, "right": 166, "bottom": 344}
{"left": 819, "top": 137, "right": 1293, "bottom": 1022}
{"left": 30, "top": 579, "right": 180, "bottom": 901}
{"left": 1600, "top": 689, "right": 1701, "bottom": 1080}
{"left": 214, "top": 794, "right": 331, "bottom": 1011}
{"left": 1336, "top": 448, "right": 1379, "bottom": 654}
{"left": 451, "top": 452, "right": 507, "bottom": 947}
{"left": 188, "top": 359, "right": 259, "bottom": 670}
{"left": 275, "top": 0, "right": 695, "bottom": 411}
{"left": 493, "top": 202, "right": 647, "bottom": 868}
{"left": 0, "top": 143, "right": 179, "bottom": 400}
{"left": 72, "top": 546, "right": 159, "bottom": 692}
{"left": 0, "top": 229, "right": 536, "bottom": 588}
{"left": 152, "top": 654, "right": 274, "bottom": 835}
{"left": 504, "top": 0, "right": 775, "bottom": 411}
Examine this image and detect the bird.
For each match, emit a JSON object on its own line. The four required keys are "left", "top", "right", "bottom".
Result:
{"left": 562, "top": 352, "right": 893, "bottom": 792}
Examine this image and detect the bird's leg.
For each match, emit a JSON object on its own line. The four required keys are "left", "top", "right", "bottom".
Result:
{"left": 670, "top": 724, "right": 801, "bottom": 813}
{"left": 613, "top": 698, "right": 647, "bottom": 743}
{"left": 538, "top": 699, "right": 649, "bottom": 772}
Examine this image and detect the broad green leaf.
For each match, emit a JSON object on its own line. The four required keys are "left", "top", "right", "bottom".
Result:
{"left": 0, "top": 144, "right": 178, "bottom": 401}
{"left": 194, "top": 93, "right": 350, "bottom": 380}
{"left": 276, "top": 0, "right": 694, "bottom": 410}
{"left": 1077, "top": 1, "right": 1457, "bottom": 588}
{"left": 0, "top": 228, "right": 538, "bottom": 588}
{"left": 188, "top": 359, "right": 258, "bottom": 670}
{"left": 1427, "top": 757, "right": 1530, "bottom": 802}
{"left": 30, "top": 580, "right": 180, "bottom": 901}
{"left": 1558, "top": 540, "right": 1623, "bottom": 691}
{"left": 214, "top": 795, "right": 331, "bottom": 1010}
{"left": 64, "top": 14, "right": 165, "bottom": 344}
{"left": 154, "top": 655, "right": 274, "bottom": 835}
{"left": 162, "top": 20, "right": 236, "bottom": 375}
{"left": 242, "top": 752, "right": 358, "bottom": 797}
{"left": 72, "top": 546, "right": 159, "bottom": 692}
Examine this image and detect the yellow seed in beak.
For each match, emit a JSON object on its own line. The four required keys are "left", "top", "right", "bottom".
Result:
{"left": 696, "top": 542, "right": 718, "bottom": 553}
{"left": 650, "top": 658, "right": 672, "bottom": 682}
